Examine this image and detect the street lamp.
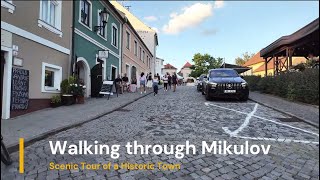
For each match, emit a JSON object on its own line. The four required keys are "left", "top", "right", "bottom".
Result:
{"left": 94, "top": 8, "right": 110, "bottom": 32}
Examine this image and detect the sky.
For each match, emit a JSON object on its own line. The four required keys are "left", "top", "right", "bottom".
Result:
{"left": 118, "top": 1, "right": 319, "bottom": 70}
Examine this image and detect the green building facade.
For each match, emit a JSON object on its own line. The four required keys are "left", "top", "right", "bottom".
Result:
{"left": 72, "top": 0, "right": 123, "bottom": 97}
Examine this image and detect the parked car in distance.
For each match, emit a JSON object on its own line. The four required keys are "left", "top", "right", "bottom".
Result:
{"left": 197, "top": 74, "right": 207, "bottom": 92}
{"left": 202, "top": 68, "right": 249, "bottom": 101}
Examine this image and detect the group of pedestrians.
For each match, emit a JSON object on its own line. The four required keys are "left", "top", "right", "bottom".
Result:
{"left": 139, "top": 72, "right": 178, "bottom": 96}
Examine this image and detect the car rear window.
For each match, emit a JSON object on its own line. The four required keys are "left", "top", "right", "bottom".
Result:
{"left": 210, "top": 70, "right": 239, "bottom": 77}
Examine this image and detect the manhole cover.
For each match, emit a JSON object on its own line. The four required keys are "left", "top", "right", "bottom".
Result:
{"left": 115, "top": 108, "right": 131, "bottom": 112}
{"left": 277, "top": 117, "right": 301, "bottom": 122}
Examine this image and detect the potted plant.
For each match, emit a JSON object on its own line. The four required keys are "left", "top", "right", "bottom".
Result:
{"left": 50, "top": 95, "right": 61, "bottom": 108}
{"left": 76, "top": 84, "right": 86, "bottom": 104}
{"left": 61, "top": 76, "right": 76, "bottom": 105}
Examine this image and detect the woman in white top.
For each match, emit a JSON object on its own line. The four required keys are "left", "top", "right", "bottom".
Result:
{"left": 162, "top": 75, "right": 168, "bottom": 91}
{"left": 139, "top": 72, "right": 146, "bottom": 94}
{"left": 146, "top": 73, "right": 153, "bottom": 89}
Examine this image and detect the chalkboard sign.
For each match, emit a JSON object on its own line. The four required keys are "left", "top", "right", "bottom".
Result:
{"left": 99, "top": 80, "right": 115, "bottom": 100}
{"left": 100, "top": 81, "right": 113, "bottom": 94}
{"left": 11, "top": 68, "right": 29, "bottom": 110}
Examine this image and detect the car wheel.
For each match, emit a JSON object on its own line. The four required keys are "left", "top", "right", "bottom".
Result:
{"left": 240, "top": 94, "right": 249, "bottom": 101}
{"left": 205, "top": 91, "right": 211, "bottom": 101}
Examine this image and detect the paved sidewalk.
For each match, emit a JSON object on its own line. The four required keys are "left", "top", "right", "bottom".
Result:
{"left": 1, "top": 89, "right": 155, "bottom": 148}
{"left": 249, "top": 91, "right": 319, "bottom": 127}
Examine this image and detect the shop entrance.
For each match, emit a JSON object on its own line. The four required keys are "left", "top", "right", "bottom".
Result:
{"left": 90, "top": 63, "right": 103, "bottom": 97}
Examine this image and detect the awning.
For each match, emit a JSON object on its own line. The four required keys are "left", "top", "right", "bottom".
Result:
{"left": 260, "top": 18, "right": 319, "bottom": 57}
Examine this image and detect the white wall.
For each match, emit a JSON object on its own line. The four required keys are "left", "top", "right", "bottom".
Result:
{"left": 137, "top": 31, "right": 157, "bottom": 75}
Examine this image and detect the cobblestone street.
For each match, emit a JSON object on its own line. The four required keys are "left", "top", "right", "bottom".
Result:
{"left": 1, "top": 86, "right": 319, "bottom": 180}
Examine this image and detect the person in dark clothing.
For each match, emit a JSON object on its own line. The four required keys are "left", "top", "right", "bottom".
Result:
{"left": 167, "top": 73, "right": 172, "bottom": 90}
{"left": 122, "top": 73, "right": 129, "bottom": 92}
{"left": 114, "top": 74, "right": 123, "bottom": 94}
{"left": 122, "top": 73, "right": 129, "bottom": 83}
{"left": 156, "top": 73, "right": 161, "bottom": 85}
{"left": 172, "top": 72, "right": 178, "bottom": 92}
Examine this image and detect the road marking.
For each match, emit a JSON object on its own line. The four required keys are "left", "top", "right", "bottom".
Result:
{"left": 205, "top": 102, "right": 319, "bottom": 137}
{"left": 234, "top": 135, "right": 319, "bottom": 145}
{"left": 222, "top": 103, "right": 259, "bottom": 136}
{"left": 19, "top": 138, "right": 24, "bottom": 174}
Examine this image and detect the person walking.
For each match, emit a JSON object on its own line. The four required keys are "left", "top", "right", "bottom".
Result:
{"left": 146, "top": 73, "right": 153, "bottom": 90}
{"left": 157, "top": 73, "right": 161, "bottom": 85}
{"left": 139, "top": 72, "right": 146, "bottom": 94}
{"left": 153, "top": 75, "right": 159, "bottom": 96}
{"left": 172, "top": 72, "right": 178, "bottom": 92}
{"left": 167, "top": 73, "right": 172, "bottom": 90}
{"left": 162, "top": 74, "right": 168, "bottom": 91}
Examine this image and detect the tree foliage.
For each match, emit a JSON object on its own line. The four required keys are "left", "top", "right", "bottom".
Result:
{"left": 190, "top": 53, "right": 223, "bottom": 77}
{"left": 235, "top": 52, "right": 255, "bottom": 66}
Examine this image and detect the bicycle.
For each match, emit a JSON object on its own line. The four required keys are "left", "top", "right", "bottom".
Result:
{"left": 1, "top": 135, "right": 12, "bottom": 165}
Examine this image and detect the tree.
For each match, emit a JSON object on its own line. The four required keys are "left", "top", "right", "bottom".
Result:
{"left": 190, "top": 53, "right": 223, "bottom": 77}
{"left": 235, "top": 52, "right": 255, "bottom": 66}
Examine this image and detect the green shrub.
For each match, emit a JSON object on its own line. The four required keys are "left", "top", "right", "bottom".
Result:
{"left": 243, "top": 76, "right": 261, "bottom": 91}
{"left": 245, "top": 69, "right": 319, "bottom": 105}
{"left": 60, "top": 76, "right": 77, "bottom": 94}
{"left": 60, "top": 79, "right": 70, "bottom": 94}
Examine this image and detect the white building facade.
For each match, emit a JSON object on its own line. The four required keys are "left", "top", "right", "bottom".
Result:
{"left": 155, "top": 57, "right": 164, "bottom": 76}
{"left": 110, "top": 1, "right": 159, "bottom": 75}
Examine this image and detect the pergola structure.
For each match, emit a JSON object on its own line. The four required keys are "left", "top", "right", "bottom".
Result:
{"left": 260, "top": 18, "right": 319, "bottom": 76}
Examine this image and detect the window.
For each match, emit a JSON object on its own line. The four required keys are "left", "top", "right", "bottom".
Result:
{"left": 41, "top": 0, "right": 58, "bottom": 26}
{"left": 142, "top": 51, "right": 145, "bottom": 63}
{"left": 39, "top": 0, "right": 62, "bottom": 36}
{"left": 45, "top": 70, "right": 55, "bottom": 87}
{"left": 42, "top": 63, "right": 62, "bottom": 93}
{"left": 126, "top": 31, "right": 130, "bottom": 49}
{"left": 147, "top": 55, "right": 149, "bottom": 66}
{"left": 97, "top": 9, "right": 106, "bottom": 38}
{"left": 134, "top": 41, "right": 137, "bottom": 56}
{"left": 80, "top": 0, "right": 90, "bottom": 27}
{"left": 112, "top": 25, "right": 118, "bottom": 47}
{"left": 139, "top": 47, "right": 142, "bottom": 60}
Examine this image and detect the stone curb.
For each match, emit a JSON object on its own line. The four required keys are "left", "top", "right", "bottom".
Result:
{"left": 7, "top": 90, "right": 157, "bottom": 153}
{"left": 249, "top": 98, "right": 319, "bottom": 128}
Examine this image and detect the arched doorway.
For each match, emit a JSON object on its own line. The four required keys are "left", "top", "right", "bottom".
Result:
{"left": 76, "top": 57, "right": 91, "bottom": 97}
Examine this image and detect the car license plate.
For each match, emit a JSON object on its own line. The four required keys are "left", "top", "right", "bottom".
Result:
{"left": 224, "top": 90, "right": 236, "bottom": 93}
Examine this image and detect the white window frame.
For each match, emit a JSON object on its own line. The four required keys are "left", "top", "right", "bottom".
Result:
{"left": 38, "top": 0, "right": 63, "bottom": 37}
{"left": 96, "top": 9, "right": 107, "bottom": 41}
{"left": 78, "top": 0, "right": 92, "bottom": 31}
{"left": 1, "top": 0, "right": 15, "bottom": 13}
{"left": 134, "top": 40, "right": 137, "bottom": 56}
{"left": 139, "top": 47, "right": 142, "bottom": 60}
{"left": 111, "top": 23, "right": 118, "bottom": 49}
{"left": 41, "top": 62, "right": 62, "bottom": 93}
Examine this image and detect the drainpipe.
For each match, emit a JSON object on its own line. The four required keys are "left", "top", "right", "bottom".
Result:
{"left": 70, "top": 0, "right": 76, "bottom": 76}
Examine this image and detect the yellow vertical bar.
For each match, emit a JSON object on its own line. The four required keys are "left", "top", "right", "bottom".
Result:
{"left": 19, "top": 138, "right": 24, "bottom": 173}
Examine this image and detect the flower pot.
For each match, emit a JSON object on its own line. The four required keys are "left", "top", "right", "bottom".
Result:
{"left": 61, "top": 94, "right": 75, "bottom": 106}
{"left": 77, "top": 96, "right": 85, "bottom": 104}
{"left": 50, "top": 102, "right": 61, "bottom": 108}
